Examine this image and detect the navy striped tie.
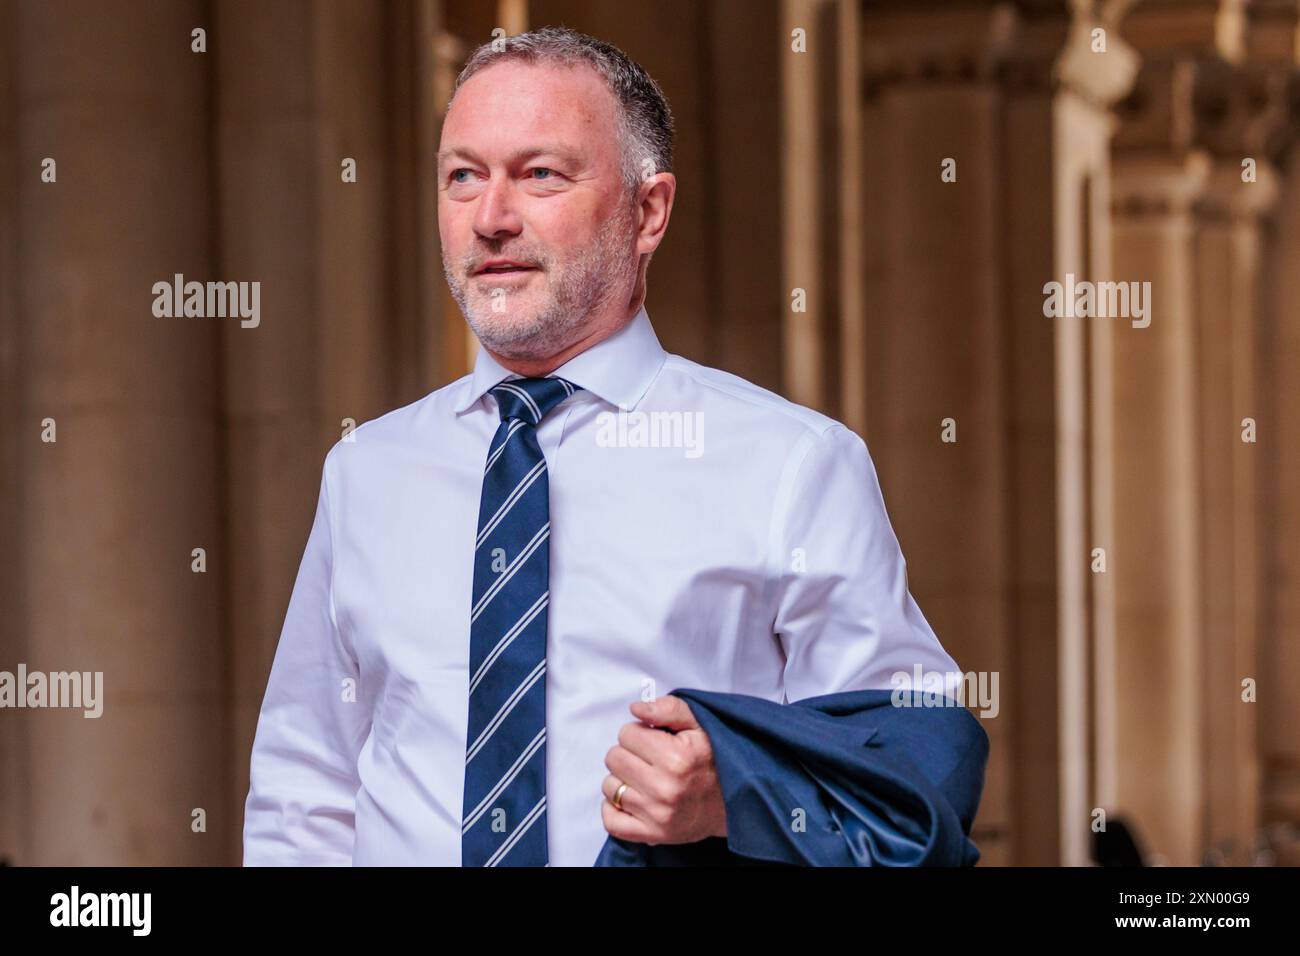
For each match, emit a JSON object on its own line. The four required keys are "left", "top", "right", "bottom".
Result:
{"left": 461, "top": 375, "right": 581, "bottom": 866}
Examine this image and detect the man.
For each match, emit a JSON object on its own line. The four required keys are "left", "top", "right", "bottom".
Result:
{"left": 243, "top": 25, "right": 963, "bottom": 867}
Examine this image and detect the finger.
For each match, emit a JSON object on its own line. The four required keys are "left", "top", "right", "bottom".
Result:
{"left": 601, "top": 795, "right": 659, "bottom": 844}
{"left": 617, "top": 720, "right": 683, "bottom": 767}
{"left": 605, "top": 744, "right": 671, "bottom": 806}
{"left": 630, "top": 694, "right": 700, "bottom": 732}
{"left": 600, "top": 773, "right": 647, "bottom": 818}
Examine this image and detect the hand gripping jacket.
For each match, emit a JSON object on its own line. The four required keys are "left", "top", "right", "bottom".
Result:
{"left": 594, "top": 687, "right": 989, "bottom": 867}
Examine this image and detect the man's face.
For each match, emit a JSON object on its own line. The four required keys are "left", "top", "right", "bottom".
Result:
{"left": 438, "top": 60, "right": 639, "bottom": 360}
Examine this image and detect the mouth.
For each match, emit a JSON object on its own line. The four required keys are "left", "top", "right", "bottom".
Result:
{"left": 474, "top": 268, "right": 537, "bottom": 285}
{"left": 475, "top": 261, "right": 538, "bottom": 277}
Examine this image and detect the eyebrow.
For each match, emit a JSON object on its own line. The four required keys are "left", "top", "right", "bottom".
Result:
{"left": 436, "top": 144, "right": 584, "bottom": 171}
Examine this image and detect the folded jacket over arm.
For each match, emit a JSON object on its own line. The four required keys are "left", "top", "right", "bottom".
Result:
{"left": 594, "top": 687, "right": 989, "bottom": 867}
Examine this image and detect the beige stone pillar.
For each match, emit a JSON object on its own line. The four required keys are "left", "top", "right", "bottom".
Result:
{"left": 1107, "top": 149, "right": 1208, "bottom": 867}
{"left": 1243, "top": 0, "right": 1300, "bottom": 867}
{"left": 781, "top": 0, "right": 830, "bottom": 412}
{"left": 1107, "top": 0, "right": 1297, "bottom": 865}
{"left": 1257, "top": 12, "right": 1300, "bottom": 869}
{"left": 836, "top": 0, "right": 865, "bottom": 432}
{"left": 1195, "top": 169, "right": 1271, "bottom": 864}
{"left": 1192, "top": 156, "right": 1280, "bottom": 864}
{"left": 0, "top": 0, "right": 24, "bottom": 866}
{"left": 13, "top": 0, "right": 225, "bottom": 864}
{"left": 218, "top": 0, "right": 442, "bottom": 863}
{"left": 857, "top": 0, "right": 1136, "bottom": 865}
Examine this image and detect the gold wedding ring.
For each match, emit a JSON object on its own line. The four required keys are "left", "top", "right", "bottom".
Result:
{"left": 612, "top": 781, "right": 628, "bottom": 811}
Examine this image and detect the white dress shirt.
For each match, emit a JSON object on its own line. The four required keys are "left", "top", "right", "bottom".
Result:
{"left": 243, "top": 304, "right": 962, "bottom": 866}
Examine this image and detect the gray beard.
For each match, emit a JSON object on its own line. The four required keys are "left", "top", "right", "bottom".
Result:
{"left": 444, "top": 202, "right": 638, "bottom": 361}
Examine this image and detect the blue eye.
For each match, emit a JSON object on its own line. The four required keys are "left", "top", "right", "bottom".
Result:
{"left": 450, "top": 169, "right": 470, "bottom": 183}
{"left": 531, "top": 168, "right": 554, "bottom": 180}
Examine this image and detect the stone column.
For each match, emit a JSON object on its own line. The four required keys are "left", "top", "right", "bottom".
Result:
{"left": 13, "top": 0, "right": 224, "bottom": 864}
{"left": 1106, "top": 147, "right": 1208, "bottom": 866}
{"left": 218, "top": 0, "right": 440, "bottom": 863}
{"left": 1190, "top": 116, "right": 1284, "bottom": 866}
{"left": 1106, "top": 0, "right": 1297, "bottom": 865}
{"left": 0, "top": 0, "right": 23, "bottom": 866}
{"left": 1255, "top": 4, "right": 1300, "bottom": 868}
{"left": 781, "top": 0, "right": 832, "bottom": 411}
{"left": 857, "top": 0, "right": 1137, "bottom": 865}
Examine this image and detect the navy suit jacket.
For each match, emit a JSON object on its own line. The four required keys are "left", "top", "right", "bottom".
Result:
{"left": 593, "top": 687, "right": 989, "bottom": 867}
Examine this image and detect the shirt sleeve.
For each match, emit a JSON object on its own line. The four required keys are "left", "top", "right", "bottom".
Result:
{"left": 771, "top": 424, "right": 961, "bottom": 704}
{"left": 242, "top": 450, "right": 370, "bottom": 865}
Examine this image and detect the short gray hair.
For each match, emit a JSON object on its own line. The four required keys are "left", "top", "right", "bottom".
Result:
{"left": 450, "top": 26, "right": 674, "bottom": 198}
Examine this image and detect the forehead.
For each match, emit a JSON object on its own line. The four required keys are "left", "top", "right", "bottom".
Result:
{"left": 442, "top": 60, "right": 621, "bottom": 162}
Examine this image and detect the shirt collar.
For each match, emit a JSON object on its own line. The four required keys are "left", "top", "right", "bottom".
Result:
{"left": 453, "top": 304, "right": 666, "bottom": 415}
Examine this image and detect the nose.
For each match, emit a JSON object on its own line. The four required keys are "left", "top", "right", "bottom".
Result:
{"left": 472, "top": 174, "right": 523, "bottom": 242}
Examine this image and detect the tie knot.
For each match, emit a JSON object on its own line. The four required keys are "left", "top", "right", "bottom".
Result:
{"left": 489, "top": 376, "right": 582, "bottom": 426}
